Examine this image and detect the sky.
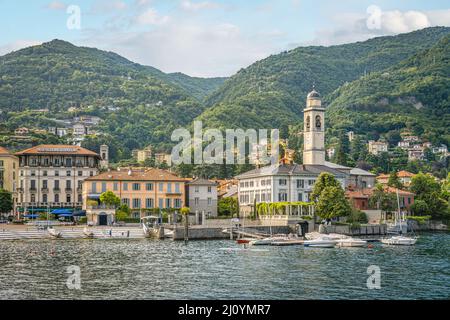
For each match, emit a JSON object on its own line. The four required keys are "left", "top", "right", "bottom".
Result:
{"left": 0, "top": 0, "right": 449, "bottom": 77}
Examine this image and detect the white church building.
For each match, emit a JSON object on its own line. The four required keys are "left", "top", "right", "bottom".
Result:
{"left": 236, "top": 88, "right": 375, "bottom": 215}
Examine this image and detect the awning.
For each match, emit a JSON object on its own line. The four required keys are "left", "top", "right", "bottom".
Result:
{"left": 51, "top": 209, "right": 73, "bottom": 215}
{"left": 73, "top": 210, "right": 86, "bottom": 217}
{"left": 23, "top": 214, "right": 39, "bottom": 219}
{"left": 58, "top": 214, "right": 73, "bottom": 217}
{"left": 87, "top": 194, "right": 101, "bottom": 199}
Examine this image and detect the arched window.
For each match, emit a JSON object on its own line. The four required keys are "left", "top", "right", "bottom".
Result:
{"left": 306, "top": 116, "right": 311, "bottom": 130}
{"left": 315, "top": 115, "right": 322, "bottom": 129}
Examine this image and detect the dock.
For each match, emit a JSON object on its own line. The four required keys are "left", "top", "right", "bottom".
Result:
{"left": 0, "top": 227, "right": 147, "bottom": 240}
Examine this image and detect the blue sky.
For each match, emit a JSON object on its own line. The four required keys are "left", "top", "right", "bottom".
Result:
{"left": 0, "top": 0, "right": 449, "bottom": 77}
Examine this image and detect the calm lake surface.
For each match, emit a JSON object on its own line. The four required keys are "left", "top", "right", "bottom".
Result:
{"left": 0, "top": 232, "right": 449, "bottom": 300}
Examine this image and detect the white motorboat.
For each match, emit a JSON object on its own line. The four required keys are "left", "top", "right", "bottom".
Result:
{"left": 381, "top": 235, "right": 417, "bottom": 246}
{"left": 305, "top": 232, "right": 348, "bottom": 241}
{"left": 164, "top": 229, "right": 174, "bottom": 238}
{"left": 48, "top": 227, "right": 62, "bottom": 238}
{"left": 335, "top": 238, "right": 367, "bottom": 247}
{"left": 250, "top": 236, "right": 290, "bottom": 246}
{"left": 83, "top": 227, "right": 94, "bottom": 239}
{"left": 141, "top": 216, "right": 164, "bottom": 239}
{"left": 303, "top": 236, "right": 337, "bottom": 248}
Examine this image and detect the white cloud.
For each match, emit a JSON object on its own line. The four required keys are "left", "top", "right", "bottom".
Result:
{"left": 134, "top": 0, "right": 151, "bottom": 7}
{"left": 426, "top": 9, "right": 450, "bottom": 26}
{"left": 0, "top": 40, "right": 42, "bottom": 56}
{"left": 46, "top": 1, "right": 67, "bottom": 11}
{"left": 90, "top": 0, "right": 128, "bottom": 14}
{"left": 80, "top": 20, "right": 274, "bottom": 77}
{"left": 135, "top": 8, "right": 170, "bottom": 25}
{"left": 180, "top": 1, "right": 220, "bottom": 12}
{"left": 381, "top": 10, "right": 430, "bottom": 34}
{"left": 304, "top": 8, "right": 449, "bottom": 46}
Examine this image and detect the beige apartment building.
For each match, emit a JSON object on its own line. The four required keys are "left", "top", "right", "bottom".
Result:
{"left": 15, "top": 145, "right": 101, "bottom": 210}
{"left": 83, "top": 168, "right": 186, "bottom": 224}
{"left": 0, "top": 146, "right": 19, "bottom": 208}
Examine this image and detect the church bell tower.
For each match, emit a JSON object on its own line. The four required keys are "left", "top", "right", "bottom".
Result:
{"left": 303, "top": 87, "right": 325, "bottom": 165}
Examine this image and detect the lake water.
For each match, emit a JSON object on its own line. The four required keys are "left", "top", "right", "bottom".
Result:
{"left": 0, "top": 232, "right": 449, "bottom": 300}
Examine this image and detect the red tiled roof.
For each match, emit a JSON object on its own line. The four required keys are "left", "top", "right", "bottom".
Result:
{"left": 0, "top": 146, "right": 11, "bottom": 155}
{"left": 15, "top": 145, "right": 99, "bottom": 157}
{"left": 397, "top": 170, "right": 414, "bottom": 178}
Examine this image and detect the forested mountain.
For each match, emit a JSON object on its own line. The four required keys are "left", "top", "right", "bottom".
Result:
{"left": 166, "top": 73, "right": 227, "bottom": 100}
{"left": 0, "top": 40, "right": 223, "bottom": 157}
{"left": 198, "top": 27, "right": 450, "bottom": 130}
{"left": 327, "top": 35, "right": 450, "bottom": 145}
{"left": 0, "top": 27, "right": 449, "bottom": 163}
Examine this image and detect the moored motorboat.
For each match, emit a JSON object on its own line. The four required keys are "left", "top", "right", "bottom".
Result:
{"left": 250, "top": 236, "right": 290, "bottom": 246}
{"left": 335, "top": 238, "right": 367, "bottom": 247}
{"left": 381, "top": 235, "right": 417, "bottom": 246}
{"left": 303, "top": 236, "right": 336, "bottom": 248}
{"left": 48, "top": 227, "right": 62, "bottom": 238}
{"left": 270, "top": 239, "right": 304, "bottom": 246}
{"left": 164, "top": 229, "right": 174, "bottom": 238}
{"left": 141, "top": 216, "right": 164, "bottom": 239}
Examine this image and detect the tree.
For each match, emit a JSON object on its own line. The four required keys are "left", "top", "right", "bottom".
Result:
{"left": 369, "top": 184, "right": 397, "bottom": 213}
{"left": 409, "top": 199, "right": 429, "bottom": 216}
{"left": 311, "top": 172, "right": 342, "bottom": 202}
{"left": 218, "top": 197, "right": 239, "bottom": 217}
{"left": 315, "top": 186, "right": 351, "bottom": 220}
{"left": 180, "top": 207, "right": 190, "bottom": 216}
{"left": 115, "top": 204, "right": 131, "bottom": 221}
{"left": 100, "top": 191, "right": 121, "bottom": 207}
{"left": 409, "top": 173, "right": 449, "bottom": 219}
{"left": 0, "top": 189, "right": 13, "bottom": 216}
{"left": 410, "top": 173, "right": 441, "bottom": 197}
{"left": 387, "top": 171, "right": 403, "bottom": 189}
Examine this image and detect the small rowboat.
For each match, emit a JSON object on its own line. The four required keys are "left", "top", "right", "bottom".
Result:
{"left": 236, "top": 238, "right": 252, "bottom": 244}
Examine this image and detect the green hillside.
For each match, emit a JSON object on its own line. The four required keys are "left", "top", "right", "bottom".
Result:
{"left": 0, "top": 40, "right": 223, "bottom": 157}
{"left": 199, "top": 27, "right": 450, "bottom": 130}
{"left": 166, "top": 73, "right": 227, "bottom": 100}
{"left": 327, "top": 35, "right": 450, "bottom": 146}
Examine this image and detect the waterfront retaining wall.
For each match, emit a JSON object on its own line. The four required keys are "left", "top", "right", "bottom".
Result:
{"left": 172, "top": 225, "right": 292, "bottom": 240}
{"left": 318, "top": 224, "right": 387, "bottom": 236}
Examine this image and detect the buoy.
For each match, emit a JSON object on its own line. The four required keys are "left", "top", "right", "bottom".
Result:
{"left": 368, "top": 244, "right": 374, "bottom": 249}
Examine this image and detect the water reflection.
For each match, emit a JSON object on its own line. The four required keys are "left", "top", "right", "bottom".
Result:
{"left": 0, "top": 233, "right": 448, "bottom": 300}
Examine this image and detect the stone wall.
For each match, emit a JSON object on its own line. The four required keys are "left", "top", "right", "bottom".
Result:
{"left": 172, "top": 225, "right": 293, "bottom": 240}
{"left": 319, "top": 224, "right": 387, "bottom": 236}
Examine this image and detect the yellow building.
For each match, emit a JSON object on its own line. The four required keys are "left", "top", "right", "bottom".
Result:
{"left": 0, "top": 146, "right": 19, "bottom": 208}
{"left": 83, "top": 168, "right": 186, "bottom": 225}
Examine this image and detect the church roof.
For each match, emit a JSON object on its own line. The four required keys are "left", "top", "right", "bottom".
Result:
{"left": 235, "top": 163, "right": 347, "bottom": 179}
{"left": 307, "top": 89, "right": 320, "bottom": 99}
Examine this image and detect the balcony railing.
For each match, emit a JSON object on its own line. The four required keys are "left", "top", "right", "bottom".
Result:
{"left": 53, "top": 188, "right": 61, "bottom": 192}
{"left": 65, "top": 188, "right": 73, "bottom": 193}
{"left": 41, "top": 188, "right": 49, "bottom": 193}
{"left": 29, "top": 187, "right": 37, "bottom": 192}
